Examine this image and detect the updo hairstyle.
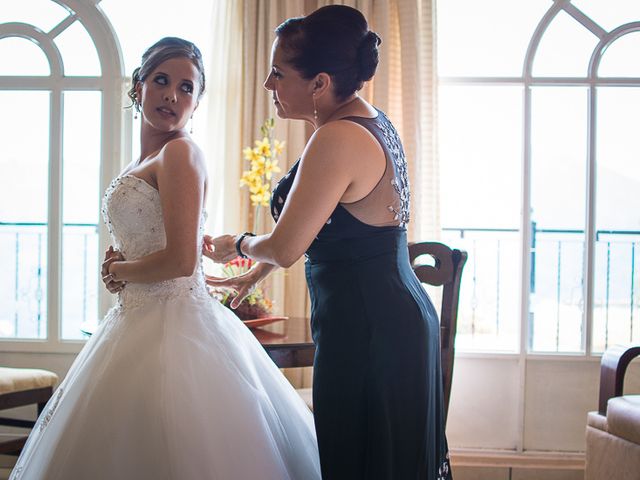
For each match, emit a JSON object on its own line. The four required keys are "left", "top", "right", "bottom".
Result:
{"left": 275, "top": 5, "right": 381, "bottom": 100}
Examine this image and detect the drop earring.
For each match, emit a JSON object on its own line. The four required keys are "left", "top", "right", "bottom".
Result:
{"left": 133, "top": 95, "right": 139, "bottom": 120}
{"left": 313, "top": 95, "right": 318, "bottom": 121}
{"left": 190, "top": 116, "right": 194, "bottom": 134}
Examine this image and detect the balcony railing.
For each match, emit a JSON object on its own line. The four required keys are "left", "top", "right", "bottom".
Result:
{"left": 0, "top": 221, "right": 99, "bottom": 340}
{"left": 2, "top": 221, "right": 638, "bottom": 350}
{"left": 442, "top": 225, "right": 640, "bottom": 353}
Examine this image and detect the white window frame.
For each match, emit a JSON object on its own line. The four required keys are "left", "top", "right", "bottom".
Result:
{"left": 0, "top": 0, "right": 124, "bottom": 353}
{"left": 440, "top": 1, "right": 640, "bottom": 359}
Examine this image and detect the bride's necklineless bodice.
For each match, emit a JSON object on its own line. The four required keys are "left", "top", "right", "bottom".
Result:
{"left": 101, "top": 174, "right": 209, "bottom": 309}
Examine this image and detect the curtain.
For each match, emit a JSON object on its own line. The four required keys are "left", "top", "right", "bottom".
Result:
{"left": 205, "top": 0, "right": 438, "bottom": 388}
{"left": 206, "top": 0, "right": 311, "bottom": 387}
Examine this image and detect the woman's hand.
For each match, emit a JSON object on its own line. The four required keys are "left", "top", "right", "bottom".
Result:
{"left": 202, "top": 234, "right": 238, "bottom": 264}
{"left": 206, "top": 262, "right": 276, "bottom": 309}
{"left": 101, "top": 246, "right": 126, "bottom": 294}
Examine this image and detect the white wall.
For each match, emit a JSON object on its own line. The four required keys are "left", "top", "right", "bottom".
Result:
{"left": 447, "top": 356, "right": 640, "bottom": 453}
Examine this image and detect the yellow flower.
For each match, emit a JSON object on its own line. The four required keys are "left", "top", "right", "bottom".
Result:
{"left": 251, "top": 159, "right": 266, "bottom": 177}
{"left": 239, "top": 171, "right": 260, "bottom": 189}
{"left": 243, "top": 147, "right": 263, "bottom": 163}
{"left": 274, "top": 140, "right": 285, "bottom": 156}
{"left": 255, "top": 137, "right": 272, "bottom": 158}
{"left": 264, "top": 159, "right": 281, "bottom": 180}
{"left": 250, "top": 183, "right": 270, "bottom": 207}
{"left": 241, "top": 118, "right": 286, "bottom": 210}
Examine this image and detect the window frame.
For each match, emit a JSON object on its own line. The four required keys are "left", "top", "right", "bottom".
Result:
{"left": 438, "top": 0, "right": 640, "bottom": 357}
{"left": 0, "top": 0, "right": 124, "bottom": 353}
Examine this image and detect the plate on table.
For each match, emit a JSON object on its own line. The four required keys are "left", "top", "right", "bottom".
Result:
{"left": 242, "top": 316, "right": 288, "bottom": 329}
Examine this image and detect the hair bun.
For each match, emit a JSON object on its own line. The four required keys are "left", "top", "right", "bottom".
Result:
{"left": 356, "top": 31, "right": 381, "bottom": 82}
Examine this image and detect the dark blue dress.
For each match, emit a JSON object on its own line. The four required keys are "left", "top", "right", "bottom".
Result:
{"left": 271, "top": 109, "right": 452, "bottom": 480}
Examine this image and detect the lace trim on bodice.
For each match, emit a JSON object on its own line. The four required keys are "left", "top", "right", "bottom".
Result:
{"left": 115, "top": 275, "right": 211, "bottom": 310}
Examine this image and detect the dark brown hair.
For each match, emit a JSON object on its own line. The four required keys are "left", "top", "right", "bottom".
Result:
{"left": 275, "top": 5, "right": 381, "bottom": 100}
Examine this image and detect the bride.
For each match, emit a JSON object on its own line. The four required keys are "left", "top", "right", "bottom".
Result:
{"left": 10, "top": 37, "right": 320, "bottom": 480}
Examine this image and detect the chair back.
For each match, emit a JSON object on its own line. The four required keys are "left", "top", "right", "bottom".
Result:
{"left": 408, "top": 242, "right": 467, "bottom": 424}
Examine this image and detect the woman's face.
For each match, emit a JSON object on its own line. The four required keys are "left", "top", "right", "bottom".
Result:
{"left": 263, "top": 38, "right": 314, "bottom": 121}
{"left": 136, "top": 56, "right": 200, "bottom": 132}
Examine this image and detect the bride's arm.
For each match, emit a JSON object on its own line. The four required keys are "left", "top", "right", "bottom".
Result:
{"left": 106, "top": 139, "right": 207, "bottom": 284}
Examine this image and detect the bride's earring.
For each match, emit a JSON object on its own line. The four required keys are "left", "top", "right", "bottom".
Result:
{"left": 313, "top": 95, "right": 318, "bottom": 122}
{"left": 133, "top": 94, "right": 139, "bottom": 120}
{"left": 190, "top": 115, "right": 194, "bottom": 134}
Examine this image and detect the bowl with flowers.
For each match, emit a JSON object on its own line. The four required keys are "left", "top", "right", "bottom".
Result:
{"left": 209, "top": 256, "right": 287, "bottom": 328}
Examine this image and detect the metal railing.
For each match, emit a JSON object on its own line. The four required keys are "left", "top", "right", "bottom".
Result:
{"left": 2, "top": 221, "right": 638, "bottom": 349}
{"left": 0, "top": 221, "right": 99, "bottom": 339}
{"left": 442, "top": 225, "right": 640, "bottom": 352}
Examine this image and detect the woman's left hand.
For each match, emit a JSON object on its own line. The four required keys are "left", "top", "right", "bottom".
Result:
{"left": 202, "top": 234, "right": 238, "bottom": 263}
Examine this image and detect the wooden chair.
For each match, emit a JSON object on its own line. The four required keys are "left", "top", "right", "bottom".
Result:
{"left": 0, "top": 367, "right": 59, "bottom": 455}
{"left": 408, "top": 241, "right": 467, "bottom": 424}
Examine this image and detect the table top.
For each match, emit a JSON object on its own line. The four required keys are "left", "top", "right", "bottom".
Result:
{"left": 250, "top": 316, "right": 312, "bottom": 346}
{"left": 251, "top": 316, "right": 316, "bottom": 368}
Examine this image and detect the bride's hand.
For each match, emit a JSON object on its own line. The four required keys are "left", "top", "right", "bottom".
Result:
{"left": 202, "top": 234, "right": 238, "bottom": 264}
{"left": 206, "top": 262, "right": 275, "bottom": 309}
{"left": 101, "top": 246, "right": 126, "bottom": 294}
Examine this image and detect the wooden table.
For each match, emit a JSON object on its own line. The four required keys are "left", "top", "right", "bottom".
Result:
{"left": 251, "top": 316, "right": 316, "bottom": 368}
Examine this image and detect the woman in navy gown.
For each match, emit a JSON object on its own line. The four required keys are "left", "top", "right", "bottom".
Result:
{"left": 207, "top": 6, "right": 452, "bottom": 479}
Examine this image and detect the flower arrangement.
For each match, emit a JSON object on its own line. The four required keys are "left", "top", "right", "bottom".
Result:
{"left": 210, "top": 257, "right": 273, "bottom": 320}
{"left": 210, "top": 119, "right": 285, "bottom": 320}
{"left": 240, "top": 118, "right": 284, "bottom": 229}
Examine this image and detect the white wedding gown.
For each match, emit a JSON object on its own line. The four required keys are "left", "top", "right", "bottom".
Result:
{"left": 10, "top": 174, "right": 321, "bottom": 480}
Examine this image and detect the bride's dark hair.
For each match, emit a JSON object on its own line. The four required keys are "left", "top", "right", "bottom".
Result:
{"left": 127, "top": 37, "right": 206, "bottom": 113}
{"left": 275, "top": 5, "right": 381, "bottom": 100}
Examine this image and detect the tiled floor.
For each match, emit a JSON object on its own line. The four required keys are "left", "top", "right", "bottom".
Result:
{"left": 1, "top": 459, "right": 587, "bottom": 479}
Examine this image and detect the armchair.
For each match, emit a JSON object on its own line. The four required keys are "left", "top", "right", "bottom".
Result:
{"left": 585, "top": 345, "right": 640, "bottom": 480}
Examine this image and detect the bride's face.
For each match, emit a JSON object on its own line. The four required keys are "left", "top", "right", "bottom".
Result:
{"left": 136, "top": 57, "right": 200, "bottom": 132}
{"left": 264, "top": 38, "right": 314, "bottom": 121}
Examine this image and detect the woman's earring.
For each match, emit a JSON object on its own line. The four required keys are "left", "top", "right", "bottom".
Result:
{"left": 190, "top": 116, "right": 194, "bottom": 134}
{"left": 313, "top": 95, "right": 318, "bottom": 121}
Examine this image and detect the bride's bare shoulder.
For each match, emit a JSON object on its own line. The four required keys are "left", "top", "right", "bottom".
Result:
{"left": 157, "top": 137, "right": 206, "bottom": 174}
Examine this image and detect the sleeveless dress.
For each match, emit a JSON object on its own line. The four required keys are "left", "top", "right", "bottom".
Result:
{"left": 10, "top": 174, "right": 321, "bottom": 480}
{"left": 271, "top": 110, "right": 452, "bottom": 480}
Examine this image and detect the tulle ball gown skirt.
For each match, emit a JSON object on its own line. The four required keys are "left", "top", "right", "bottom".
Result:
{"left": 10, "top": 287, "right": 320, "bottom": 480}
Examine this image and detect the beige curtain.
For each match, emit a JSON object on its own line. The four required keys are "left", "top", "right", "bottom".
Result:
{"left": 205, "top": 0, "right": 438, "bottom": 388}
{"left": 206, "top": 0, "right": 312, "bottom": 387}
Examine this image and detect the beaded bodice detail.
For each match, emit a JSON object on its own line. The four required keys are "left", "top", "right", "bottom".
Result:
{"left": 101, "top": 175, "right": 209, "bottom": 309}
{"left": 375, "top": 112, "right": 410, "bottom": 228}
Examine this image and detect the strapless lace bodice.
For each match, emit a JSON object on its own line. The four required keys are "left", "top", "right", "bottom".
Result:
{"left": 101, "top": 174, "right": 209, "bottom": 309}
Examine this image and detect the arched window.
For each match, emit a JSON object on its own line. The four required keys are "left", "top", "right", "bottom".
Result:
{"left": 0, "top": 0, "right": 124, "bottom": 350}
{"left": 437, "top": 0, "right": 640, "bottom": 354}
